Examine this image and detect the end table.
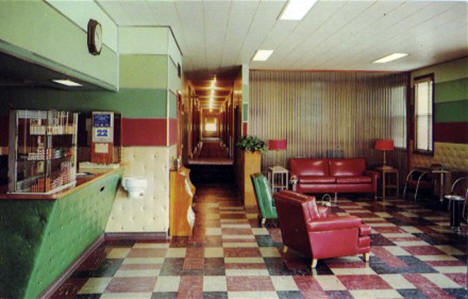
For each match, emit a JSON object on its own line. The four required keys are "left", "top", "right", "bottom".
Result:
{"left": 268, "top": 166, "right": 289, "bottom": 193}
{"left": 376, "top": 167, "right": 399, "bottom": 201}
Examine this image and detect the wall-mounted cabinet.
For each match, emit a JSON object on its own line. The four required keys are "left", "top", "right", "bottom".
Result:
{"left": 8, "top": 110, "right": 78, "bottom": 194}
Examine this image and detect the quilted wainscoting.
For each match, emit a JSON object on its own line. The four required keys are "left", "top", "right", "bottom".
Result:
{"left": 106, "top": 145, "right": 177, "bottom": 232}
{"left": 411, "top": 142, "right": 468, "bottom": 171}
{"left": 0, "top": 170, "right": 121, "bottom": 299}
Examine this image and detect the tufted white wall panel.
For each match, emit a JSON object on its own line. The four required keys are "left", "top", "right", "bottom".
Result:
{"left": 411, "top": 142, "right": 468, "bottom": 171}
{"left": 105, "top": 145, "right": 177, "bottom": 232}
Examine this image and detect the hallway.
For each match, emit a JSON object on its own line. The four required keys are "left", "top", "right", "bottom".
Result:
{"left": 189, "top": 140, "right": 233, "bottom": 166}
{"left": 52, "top": 181, "right": 467, "bottom": 298}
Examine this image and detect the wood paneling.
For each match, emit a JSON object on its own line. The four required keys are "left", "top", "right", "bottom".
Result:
{"left": 249, "top": 70, "right": 408, "bottom": 174}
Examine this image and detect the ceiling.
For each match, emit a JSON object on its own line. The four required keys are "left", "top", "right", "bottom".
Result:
{"left": 98, "top": 0, "right": 468, "bottom": 73}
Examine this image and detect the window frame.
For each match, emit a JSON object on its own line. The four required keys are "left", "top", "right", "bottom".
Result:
{"left": 413, "top": 73, "right": 435, "bottom": 155}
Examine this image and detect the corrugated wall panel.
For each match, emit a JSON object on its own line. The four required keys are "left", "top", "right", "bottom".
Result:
{"left": 249, "top": 71, "right": 408, "bottom": 175}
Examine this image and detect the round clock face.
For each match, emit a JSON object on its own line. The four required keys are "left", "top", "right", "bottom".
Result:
{"left": 94, "top": 23, "right": 102, "bottom": 54}
{"left": 88, "top": 19, "right": 102, "bottom": 55}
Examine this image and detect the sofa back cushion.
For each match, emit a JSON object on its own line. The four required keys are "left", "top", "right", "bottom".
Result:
{"left": 329, "top": 158, "right": 366, "bottom": 177}
{"left": 289, "top": 158, "right": 329, "bottom": 177}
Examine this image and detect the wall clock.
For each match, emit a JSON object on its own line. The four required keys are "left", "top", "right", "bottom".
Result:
{"left": 87, "top": 19, "right": 102, "bottom": 56}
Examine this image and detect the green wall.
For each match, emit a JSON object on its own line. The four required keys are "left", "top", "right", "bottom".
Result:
{"left": 0, "top": 55, "right": 171, "bottom": 119}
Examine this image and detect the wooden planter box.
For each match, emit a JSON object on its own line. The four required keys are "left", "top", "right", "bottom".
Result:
{"left": 239, "top": 150, "right": 261, "bottom": 209}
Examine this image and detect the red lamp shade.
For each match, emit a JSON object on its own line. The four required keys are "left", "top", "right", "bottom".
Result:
{"left": 269, "top": 139, "right": 287, "bottom": 151}
{"left": 374, "top": 139, "right": 394, "bottom": 151}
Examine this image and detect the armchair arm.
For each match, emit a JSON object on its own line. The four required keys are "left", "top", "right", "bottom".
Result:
{"left": 306, "top": 216, "right": 362, "bottom": 232}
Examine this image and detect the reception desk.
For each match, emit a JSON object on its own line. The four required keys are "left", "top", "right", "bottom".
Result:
{"left": 0, "top": 168, "right": 122, "bottom": 299}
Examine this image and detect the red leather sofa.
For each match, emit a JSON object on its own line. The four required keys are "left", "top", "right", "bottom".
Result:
{"left": 274, "top": 191, "right": 371, "bottom": 268}
{"left": 289, "top": 158, "right": 379, "bottom": 198}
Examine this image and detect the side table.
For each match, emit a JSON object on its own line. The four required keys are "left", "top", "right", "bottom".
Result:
{"left": 376, "top": 167, "right": 399, "bottom": 201}
{"left": 268, "top": 166, "right": 289, "bottom": 193}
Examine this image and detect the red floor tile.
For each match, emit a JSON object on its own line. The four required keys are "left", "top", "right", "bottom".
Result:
{"left": 445, "top": 273, "right": 467, "bottom": 287}
{"left": 177, "top": 275, "right": 203, "bottom": 299}
{"left": 294, "top": 275, "right": 328, "bottom": 298}
{"left": 105, "top": 277, "right": 157, "bottom": 293}
{"left": 183, "top": 258, "right": 204, "bottom": 270}
{"left": 221, "top": 228, "right": 252, "bottom": 235}
{"left": 372, "top": 226, "right": 408, "bottom": 234}
{"left": 224, "top": 247, "right": 261, "bottom": 257}
{"left": 402, "top": 246, "right": 446, "bottom": 255}
{"left": 338, "top": 275, "right": 392, "bottom": 290}
{"left": 225, "top": 263, "right": 267, "bottom": 269}
{"left": 226, "top": 276, "right": 274, "bottom": 291}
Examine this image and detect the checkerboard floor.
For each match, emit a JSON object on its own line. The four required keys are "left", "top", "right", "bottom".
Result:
{"left": 53, "top": 182, "right": 467, "bottom": 299}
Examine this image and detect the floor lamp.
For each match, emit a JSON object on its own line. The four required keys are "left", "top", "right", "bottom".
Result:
{"left": 374, "top": 139, "right": 394, "bottom": 169}
{"left": 268, "top": 139, "right": 287, "bottom": 166}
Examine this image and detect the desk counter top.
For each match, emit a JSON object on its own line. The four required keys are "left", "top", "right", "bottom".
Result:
{"left": 0, "top": 168, "right": 122, "bottom": 200}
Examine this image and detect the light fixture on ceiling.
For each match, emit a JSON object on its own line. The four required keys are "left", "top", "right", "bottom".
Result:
{"left": 279, "top": 0, "right": 318, "bottom": 21}
{"left": 252, "top": 50, "right": 274, "bottom": 61}
{"left": 52, "top": 79, "right": 82, "bottom": 87}
{"left": 373, "top": 53, "right": 408, "bottom": 64}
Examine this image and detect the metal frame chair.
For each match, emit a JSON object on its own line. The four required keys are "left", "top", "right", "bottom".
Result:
{"left": 446, "top": 176, "right": 468, "bottom": 221}
{"left": 403, "top": 168, "right": 431, "bottom": 201}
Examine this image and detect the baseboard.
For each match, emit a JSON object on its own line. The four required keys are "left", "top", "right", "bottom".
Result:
{"left": 39, "top": 234, "right": 105, "bottom": 299}
{"left": 105, "top": 231, "right": 169, "bottom": 241}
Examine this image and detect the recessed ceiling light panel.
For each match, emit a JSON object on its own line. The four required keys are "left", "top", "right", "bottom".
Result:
{"left": 252, "top": 50, "right": 274, "bottom": 61}
{"left": 279, "top": 0, "right": 318, "bottom": 21}
{"left": 52, "top": 79, "right": 82, "bottom": 87}
{"left": 373, "top": 53, "right": 408, "bottom": 64}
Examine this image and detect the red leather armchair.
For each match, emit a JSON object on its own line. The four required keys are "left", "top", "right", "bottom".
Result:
{"left": 274, "top": 191, "right": 371, "bottom": 268}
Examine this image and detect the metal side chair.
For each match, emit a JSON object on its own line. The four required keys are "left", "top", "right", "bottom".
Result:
{"left": 403, "top": 168, "right": 433, "bottom": 201}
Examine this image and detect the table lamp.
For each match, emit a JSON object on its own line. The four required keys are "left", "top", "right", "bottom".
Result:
{"left": 374, "top": 139, "right": 394, "bottom": 169}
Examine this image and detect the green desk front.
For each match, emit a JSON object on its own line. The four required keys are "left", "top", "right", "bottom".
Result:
{"left": 0, "top": 169, "right": 122, "bottom": 299}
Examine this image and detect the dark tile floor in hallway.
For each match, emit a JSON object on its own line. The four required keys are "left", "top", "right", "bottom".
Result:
{"left": 53, "top": 182, "right": 467, "bottom": 299}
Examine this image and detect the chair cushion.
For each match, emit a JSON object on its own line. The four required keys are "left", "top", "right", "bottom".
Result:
{"left": 329, "top": 158, "right": 366, "bottom": 177}
{"left": 336, "top": 176, "right": 372, "bottom": 184}
{"left": 290, "top": 159, "right": 329, "bottom": 176}
{"left": 299, "top": 176, "right": 336, "bottom": 184}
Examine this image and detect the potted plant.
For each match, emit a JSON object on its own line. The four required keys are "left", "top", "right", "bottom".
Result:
{"left": 236, "top": 136, "right": 267, "bottom": 209}
{"left": 236, "top": 136, "right": 267, "bottom": 152}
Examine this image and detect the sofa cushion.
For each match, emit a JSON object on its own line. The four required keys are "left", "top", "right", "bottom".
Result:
{"left": 300, "top": 176, "right": 336, "bottom": 184}
{"left": 336, "top": 176, "right": 372, "bottom": 184}
{"left": 329, "top": 158, "right": 366, "bottom": 177}
{"left": 290, "top": 159, "right": 329, "bottom": 176}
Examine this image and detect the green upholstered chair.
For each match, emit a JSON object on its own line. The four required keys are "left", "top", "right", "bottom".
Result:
{"left": 251, "top": 173, "right": 278, "bottom": 225}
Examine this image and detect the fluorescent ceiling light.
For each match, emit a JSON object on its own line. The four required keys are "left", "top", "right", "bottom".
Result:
{"left": 279, "top": 0, "right": 318, "bottom": 21}
{"left": 252, "top": 50, "right": 274, "bottom": 61}
{"left": 52, "top": 79, "right": 82, "bottom": 87}
{"left": 373, "top": 53, "right": 408, "bottom": 64}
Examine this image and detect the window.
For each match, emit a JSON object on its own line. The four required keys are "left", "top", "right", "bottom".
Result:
{"left": 391, "top": 85, "right": 407, "bottom": 149}
{"left": 414, "top": 74, "right": 434, "bottom": 154}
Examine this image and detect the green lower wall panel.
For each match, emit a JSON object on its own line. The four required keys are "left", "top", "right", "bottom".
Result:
{"left": 0, "top": 170, "right": 122, "bottom": 299}
{"left": 435, "top": 77, "right": 468, "bottom": 103}
{"left": 0, "top": 88, "right": 168, "bottom": 119}
{"left": 435, "top": 100, "right": 468, "bottom": 123}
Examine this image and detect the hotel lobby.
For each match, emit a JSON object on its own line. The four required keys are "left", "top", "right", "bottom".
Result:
{"left": 0, "top": 1, "right": 467, "bottom": 298}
